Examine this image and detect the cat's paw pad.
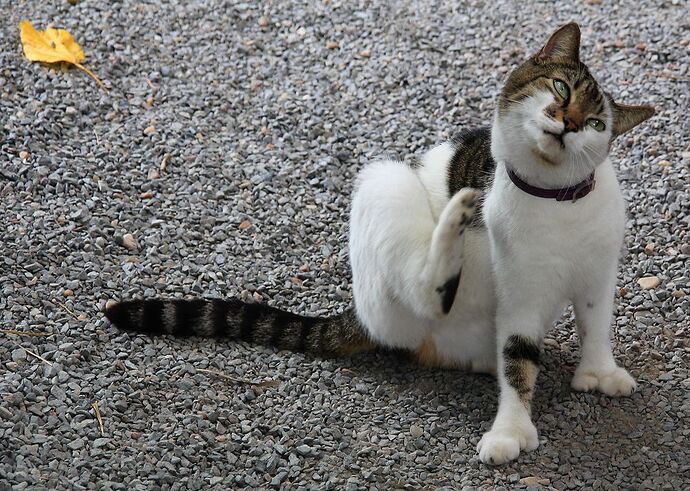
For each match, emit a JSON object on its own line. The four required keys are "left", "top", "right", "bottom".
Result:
{"left": 571, "top": 366, "right": 636, "bottom": 397}
{"left": 440, "top": 188, "right": 481, "bottom": 234}
{"left": 476, "top": 422, "right": 539, "bottom": 465}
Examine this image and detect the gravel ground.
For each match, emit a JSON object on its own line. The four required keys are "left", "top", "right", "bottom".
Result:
{"left": 1, "top": 0, "right": 689, "bottom": 489}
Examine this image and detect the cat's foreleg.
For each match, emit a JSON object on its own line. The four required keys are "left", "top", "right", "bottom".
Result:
{"left": 571, "top": 275, "right": 636, "bottom": 396}
{"left": 477, "top": 317, "right": 541, "bottom": 465}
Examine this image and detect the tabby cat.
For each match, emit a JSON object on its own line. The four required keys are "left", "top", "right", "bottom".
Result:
{"left": 105, "top": 23, "right": 654, "bottom": 464}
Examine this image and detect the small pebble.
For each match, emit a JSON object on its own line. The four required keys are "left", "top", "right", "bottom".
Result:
{"left": 410, "top": 425, "right": 424, "bottom": 438}
{"left": 0, "top": 407, "right": 12, "bottom": 420}
{"left": 114, "top": 233, "right": 138, "bottom": 251}
{"left": 638, "top": 276, "right": 661, "bottom": 289}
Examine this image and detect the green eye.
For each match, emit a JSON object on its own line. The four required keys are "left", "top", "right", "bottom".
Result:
{"left": 553, "top": 79, "right": 570, "bottom": 100}
{"left": 587, "top": 118, "right": 606, "bottom": 131}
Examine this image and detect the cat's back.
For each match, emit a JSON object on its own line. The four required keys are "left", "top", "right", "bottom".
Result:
{"left": 416, "top": 127, "right": 496, "bottom": 219}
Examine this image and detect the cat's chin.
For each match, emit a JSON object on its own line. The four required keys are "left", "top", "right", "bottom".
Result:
{"left": 530, "top": 147, "right": 561, "bottom": 167}
{"left": 531, "top": 135, "right": 565, "bottom": 167}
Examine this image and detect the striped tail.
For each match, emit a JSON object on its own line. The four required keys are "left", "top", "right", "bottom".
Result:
{"left": 104, "top": 298, "right": 374, "bottom": 356}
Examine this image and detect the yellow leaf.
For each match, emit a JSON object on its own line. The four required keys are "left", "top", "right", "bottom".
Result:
{"left": 19, "top": 19, "right": 107, "bottom": 91}
{"left": 20, "top": 20, "right": 84, "bottom": 64}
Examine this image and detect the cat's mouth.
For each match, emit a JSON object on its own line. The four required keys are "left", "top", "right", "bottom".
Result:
{"left": 543, "top": 130, "right": 565, "bottom": 149}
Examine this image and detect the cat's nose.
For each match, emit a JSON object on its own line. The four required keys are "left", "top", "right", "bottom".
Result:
{"left": 563, "top": 116, "right": 579, "bottom": 132}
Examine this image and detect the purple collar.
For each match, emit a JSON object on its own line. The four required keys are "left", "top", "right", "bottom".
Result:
{"left": 506, "top": 168, "right": 596, "bottom": 203}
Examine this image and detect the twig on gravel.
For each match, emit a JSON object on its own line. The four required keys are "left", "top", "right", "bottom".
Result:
{"left": 1, "top": 329, "right": 52, "bottom": 337}
{"left": 91, "top": 402, "right": 105, "bottom": 436}
{"left": 51, "top": 299, "right": 80, "bottom": 320}
{"left": 10, "top": 339, "right": 54, "bottom": 367}
{"left": 646, "top": 70, "right": 690, "bottom": 82}
{"left": 196, "top": 368, "right": 280, "bottom": 388}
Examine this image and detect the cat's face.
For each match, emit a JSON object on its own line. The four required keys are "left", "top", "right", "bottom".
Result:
{"left": 492, "top": 23, "right": 654, "bottom": 184}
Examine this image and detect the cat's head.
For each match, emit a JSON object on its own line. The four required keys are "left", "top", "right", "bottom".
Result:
{"left": 492, "top": 22, "right": 655, "bottom": 187}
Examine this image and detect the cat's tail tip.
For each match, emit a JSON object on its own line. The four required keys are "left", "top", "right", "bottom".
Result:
{"left": 103, "top": 299, "right": 158, "bottom": 334}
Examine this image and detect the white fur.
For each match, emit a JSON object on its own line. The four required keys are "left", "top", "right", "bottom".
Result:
{"left": 349, "top": 157, "right": 495, "bottom": 367}
{"left": 349, "top": 87, "right": 635, "bottom": 464}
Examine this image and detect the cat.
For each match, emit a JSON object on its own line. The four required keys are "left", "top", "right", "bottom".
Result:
{"left": 104, "top": 22, "right": 655, "bottom": 465}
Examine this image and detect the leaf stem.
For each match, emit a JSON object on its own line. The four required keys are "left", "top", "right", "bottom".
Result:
{"left": 74, "top": 62, "right": 108, "bottom": 92}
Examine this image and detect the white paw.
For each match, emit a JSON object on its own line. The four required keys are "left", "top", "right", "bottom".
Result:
{"left": 439, "top": 188, "right": 480, "bottom": 236}
{"left": 571, "top": 366, "right": 637, "bottom": 397}
{"left": 477, "top": 422, "right": 539, "bottom": 465}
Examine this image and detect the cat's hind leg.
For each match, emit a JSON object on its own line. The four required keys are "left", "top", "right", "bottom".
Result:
{"left": 350, "top": 160, "right": 478, "bottom": 348}
{"left": 426, "top": 188, "right": 480, "bottom": 316}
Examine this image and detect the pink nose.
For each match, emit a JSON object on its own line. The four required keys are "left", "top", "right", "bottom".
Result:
{"left": 563, "top": 116, "right": 579, "bottom": 132}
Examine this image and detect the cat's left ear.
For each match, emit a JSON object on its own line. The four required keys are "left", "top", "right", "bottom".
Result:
{"left": 610, "top": 101, "right": 655, "bottom": 137}
{"left": 537, "top": 22, "right": 581, "bottom": 62}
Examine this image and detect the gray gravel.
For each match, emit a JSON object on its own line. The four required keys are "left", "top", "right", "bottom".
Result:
{"left": 1, "top": 0, "right": 689, "bottom": 489}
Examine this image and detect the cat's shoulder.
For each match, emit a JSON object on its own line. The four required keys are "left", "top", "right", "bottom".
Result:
{"left": 450, "top": 126, "right": 492, "bottom": 149}
{"left": 448, "top": 127, "right": 496, "bottom": 193}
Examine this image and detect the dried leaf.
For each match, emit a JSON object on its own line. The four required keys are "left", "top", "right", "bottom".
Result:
{"left": 91, "top": 402, "right": 105, "bottom": 436}
{"left": 19, "top": 20, "right": 106, "bottom": 91}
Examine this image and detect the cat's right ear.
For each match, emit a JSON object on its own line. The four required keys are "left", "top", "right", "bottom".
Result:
{"left": 536, "top": 22, "right": 581, "bottom": 63}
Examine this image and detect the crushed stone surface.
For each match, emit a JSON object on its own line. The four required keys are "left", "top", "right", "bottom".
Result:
{"left": 1, "top": 1, "right": 688, "bottom": 489}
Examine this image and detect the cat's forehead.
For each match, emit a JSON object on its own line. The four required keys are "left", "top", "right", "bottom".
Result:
{"left": 501, "top": 58, "right": 607, "bottom": 116}
{"left": 551, "top": 62, "right": 599, "bottom": 89}
{"left": 552, "top": 63, "right": 606, "bottom": 110}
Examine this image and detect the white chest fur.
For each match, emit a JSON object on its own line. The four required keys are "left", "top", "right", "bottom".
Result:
{"left": 483, "top": 159, "right": 626, "bottom": 331}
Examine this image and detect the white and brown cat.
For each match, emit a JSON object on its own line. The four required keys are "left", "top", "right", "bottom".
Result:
{"left": 106, "top": 23, "right": 654, "bottom": 464}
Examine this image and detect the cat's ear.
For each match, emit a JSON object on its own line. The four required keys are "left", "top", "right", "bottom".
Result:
{"left": 610, "top": 101, "right": 655, "bottom": 137}
{"left": 536, "top": 23, "right": 581, "bottom": 62}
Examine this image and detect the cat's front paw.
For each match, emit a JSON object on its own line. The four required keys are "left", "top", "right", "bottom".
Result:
{"left": 477, "top": 422, "right": 539, "bottom": 465}
{"left": 571, "top": 366, "right": 636, "bottom": 397}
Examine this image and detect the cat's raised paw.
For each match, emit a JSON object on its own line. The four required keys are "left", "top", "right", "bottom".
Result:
{"left": 440, "top": 188, "right": 480, "bottom": 235}
{"left": 571, "top": 366, "right": 637, "bottom": 397}
{"left": 477, "top": 422, "right": 538, "bottom": 465}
